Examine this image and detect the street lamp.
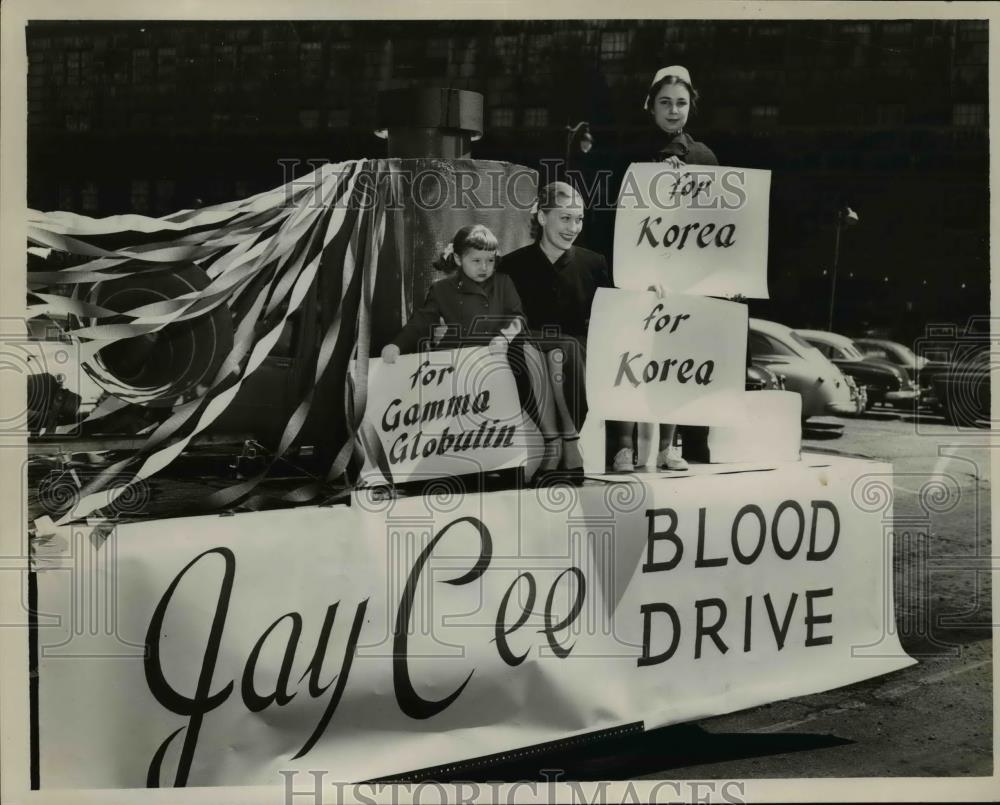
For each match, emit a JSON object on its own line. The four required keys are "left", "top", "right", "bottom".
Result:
{"left": 826, "top": 205, "right": 859, "bottom": 331}
{"left": 565, "top": 121, "right": 592, "bottom": 166}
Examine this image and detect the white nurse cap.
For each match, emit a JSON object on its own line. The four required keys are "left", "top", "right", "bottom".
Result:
{"left": 643, "top": 65, "right": 693, "bottom": 110}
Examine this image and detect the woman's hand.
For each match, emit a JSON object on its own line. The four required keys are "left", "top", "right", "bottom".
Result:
{"left": 489, "top": 334, "right": 509, "bottom": 355}
{"left": 381, "top": 343, "right": 401, "bottom": 364}
{"left": 647, "top": 283, "right": 667, "bottom": 299}
{"left": 663, "top": 156, "right": 686, "bottom": 170}
{"left": 432, "top": 316, "right": 448, "bottom": 345}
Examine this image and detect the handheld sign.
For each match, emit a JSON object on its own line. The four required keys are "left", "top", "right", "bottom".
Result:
{"left": 585, "top": 289, "right": 748, "bottom": 425}
{"left": 361, "top": 346, "right": 527, "bottom": 484}
{"left": 613, "top": 163, "right": 771, "bottom": 298}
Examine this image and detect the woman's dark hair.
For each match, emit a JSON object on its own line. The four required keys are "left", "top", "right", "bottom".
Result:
{"left": 433, "top": 224, "right": 500, "bottom": 272}
{"left": 645, "top": 74, "right": 700, "bottom": 113}
{"left": 530, "top": 181, "right": 583, "bottom": 241}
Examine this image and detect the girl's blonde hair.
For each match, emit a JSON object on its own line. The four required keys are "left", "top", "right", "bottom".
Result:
{"left": 530, "top": 181, "right": 584, "bottom": 241}
{"left": 434, "top": 224, "right": 500, "bottom": 272}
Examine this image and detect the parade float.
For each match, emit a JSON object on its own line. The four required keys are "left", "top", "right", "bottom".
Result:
{"left": 25, "top": 89, "right": 913, "bottom": 789}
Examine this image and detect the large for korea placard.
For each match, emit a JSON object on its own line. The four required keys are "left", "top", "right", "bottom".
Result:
{"left": 586, "top": 289, "right": 749, "bottom": 425}
{"left": 360, "top": 346, "right": 527, "bottom": 484}
{"left": 613, "top": 163, "right": 771, "bottom": 298}
{"left": 30, "top": 456, "right": 913, "bottom": 788}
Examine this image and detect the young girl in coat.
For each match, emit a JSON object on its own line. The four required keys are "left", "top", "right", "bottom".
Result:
{"left": 381, "top": 224, "right": 524, "bottom": 359}
{"left": 381, "top": 223, "right": 563, "bottom": 478}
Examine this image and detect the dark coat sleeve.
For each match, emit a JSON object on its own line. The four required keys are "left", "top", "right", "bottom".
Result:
{"left": 391, "top": 282, "right": 443, "bottom": 354}
{"left": 592, "top": 252, "right": 612, "bottom": 290}
{"left": 695, "top": 143, "right": 720, "bottom": 166}
{"left": 498, "top": 273, "right": 527, "bottom": 329}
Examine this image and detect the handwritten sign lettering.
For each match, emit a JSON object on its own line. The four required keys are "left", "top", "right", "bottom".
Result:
{"left": 614, "top": 164, "right": 771, "bottom": 298}
{"left": 33, "top": 459, "right": 914, "bottom": 787}
{"left": 586, "top": 289, "right": 748, "bottom": 425}
{"left": 361, "top": 347, "right": 526, "bottom": 483}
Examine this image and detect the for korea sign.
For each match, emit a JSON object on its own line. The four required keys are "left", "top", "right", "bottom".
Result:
{"left": 613, "top": 164, "right": 771, "bottom": 299}
{"left": 586, "top": 289, "right": 749, "bottom": 425}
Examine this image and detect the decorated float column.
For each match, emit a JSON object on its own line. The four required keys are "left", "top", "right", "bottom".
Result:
{"left": 27, "top": 88, "right": 537, "bottom": 520}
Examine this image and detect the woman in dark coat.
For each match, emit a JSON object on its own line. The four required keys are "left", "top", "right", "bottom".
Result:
{"left": 610, "top": 66, "right": 717, "bottom": 472}
{"left": 501, "top": 181, "right": 611, "bottom": 477}
{"left": 645, "top": 64, "right": 718, "bottom": 168}
{"left": 624, "top": 65, "right": 747, "bottom": 470}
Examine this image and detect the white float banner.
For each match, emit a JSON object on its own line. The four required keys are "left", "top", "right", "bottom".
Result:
{"left": 613, "top": 163, "right": 771, "bottom": 299}
{"left": 360, "top": 346, "right": 527, "bottom": 484}
{"left": 33, "top": 455, "right": 914, "bottom": 788}
{"left": 585, "top": 289, "right": 749, "bottom": 425}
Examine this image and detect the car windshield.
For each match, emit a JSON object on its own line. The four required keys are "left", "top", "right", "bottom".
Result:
{"left": 839, "top": 341, "right": 866, "bottom": 361}
{"left": 859, "top": 340, "right": 916, "bottom": 364}
{"left": 789, "top": 331, "right": 820, "bottom": 354}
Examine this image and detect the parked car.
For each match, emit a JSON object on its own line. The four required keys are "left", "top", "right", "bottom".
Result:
{"left": 853, "top": 336, "right": 950, "bottom": 398}
{"left": 748, "top": 319, "right": 856, "bottom": 420}
{"left": 929, "top": 347, "right": 991, "bottom": 426}
{"left": 796, "top": 330, "right": 919, "bottom": 409}
{"left": 746, "top": 362, "right": 783, "bottom": 391}
{"left": 842, "top": 374, "right": 868, "bottom": 415}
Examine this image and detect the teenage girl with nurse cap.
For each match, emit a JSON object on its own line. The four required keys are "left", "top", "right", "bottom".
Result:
{"left": 613, "top": 64, "right": 720, "bottom": 473}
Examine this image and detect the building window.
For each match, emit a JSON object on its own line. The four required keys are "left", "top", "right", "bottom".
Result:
{"left": 131, "top": 180, "right": 150, "bottom": 214}
{"left": 876, "top": 103, "right": 905, "bottom": 125}
{"left": 523, "top": 107, "right": 549, "bottom": 128}
{"left": 58, "top": 184, "right": 76, "bottom": 212}
{"left": 300, "top": 42, "right": 323, "bottom": 83}
{"left": 956, "top": 20, "right": 987, "bottom": 65}
{"left": 327, "top": 108, "right": 350, "bottom": 129}
{"left": 214, "top": 44, "right": 237, "bottom": 80}
{"left": 714, "top": 107, "right": 740, "bottom": 129}
{"left": 495, "top": 35, "right": 519, "bottom": 64}
{"left": 489, "top": 107, "right": 514, "bottom": 128}
{"left": 453, "top": 40, "right": 477, "bottom": 79}
{"left": 299, "top": 109, "right": 321, "bottom": 130}
{"left": 157, "top": 47, "right": 177, "bottom": 80}
{"left": 527, "top": 33, "right": 552, "bottom": 56}
{"left": 154, "top": 179, "right": 175, "bottom": 213}
{"left": 424, "top": 38, "right": 449, "bottom": 75}
{"left": 81, "top": 182, "right": 99, "bottom": 214}
{"left": 953, "top": 103, "right": 986, "bottom": 127}
{"left": 881, "top": 21, "right": 912, "bottom": 39}
{"left": 328, "top": 41, "right": 351, "bottom": 77}
{"left": 392, "top": 40, "right": 419, "bottom": 78}
{"left": 838, "top": 103, "right": 864, "bottom": 125}
{"left": 600, "top": 31, "right": 628, "bottom": 60}
{"left": 132, "top": 48, "right": 152, "bottom": 84}
{"left": 841, "top": 22, "right": 872, "bottom": 42}
{"left": 750, "top": 105, "right": 779, "bottom": 123}
{"left": 65, "top": 51, "right": 81, "bottom": 86}
{"left": 130, "top": 111, "right": 151, "bottom": 130}
{"left": 65, "top": 113, "right": 91, "bottom": 132}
